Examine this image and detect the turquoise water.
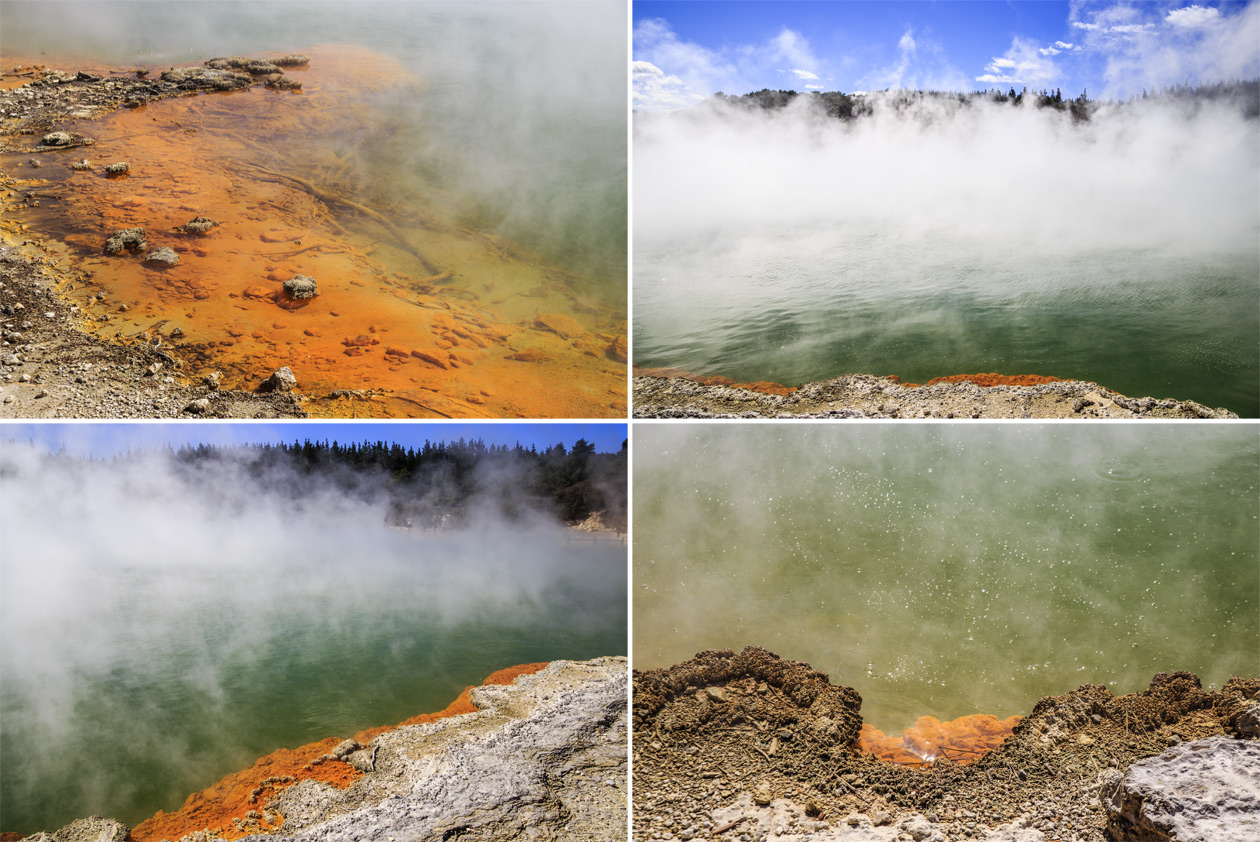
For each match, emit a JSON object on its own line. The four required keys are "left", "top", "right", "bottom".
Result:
{"left": 0, "top": 0, "right": 627, "bottom": 295}
{"left": 633, "top": 99, "right": 1260, "bottom": 417}
{"left": 634, "top": 424, "right": 1259, "bottom": 731}
{"left": 634, "top": 231, "right": 1259, "bottom": 416}
{"left": 0, "top": 449, "right": 627, "bottom": 834}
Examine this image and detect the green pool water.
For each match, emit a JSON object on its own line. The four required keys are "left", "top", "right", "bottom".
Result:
{"left": 634, "top": 424, "right": 1258, "bottom": 731}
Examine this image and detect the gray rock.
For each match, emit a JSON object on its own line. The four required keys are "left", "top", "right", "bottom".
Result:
{"left": 283, "top": 275, "right": 318, "bottom": 300}
{"left": 104, "top": 228, "right": 147, "bottom": 255}
{"left": 177, "top": 216, "right": 218, "bottom": 235}
{"left": 260, "top": 366, "right": 297, "bottom": 393}
{"left": 331, "top": 739, "right": 361, "bottom": 760}
{"left": 41, "top": 131, "right": 72, "bottom": 146}
{"left": 234, "top": 658, "right": 627, "bottom": 842}
{"left": 1232, "top": 703, "right": 1260, "bottom": 738}
{"left": 184, "top": 397, "right": 211, "bottom": 414}
{"left": 49, "top": 815, "right": 129, "bottom": 841}
{"left": 144, "top": 247, "right": 180, "bottom": 267}
{"left": 1103, "top": 735, "right": 1260, "bottom": 841}
{"left": 104, "top": 161, "right": 129, "bottom": 176}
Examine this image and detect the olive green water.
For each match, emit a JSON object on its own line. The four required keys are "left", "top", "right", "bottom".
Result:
{"left": 0, "top": 531, "right": 626, "bottom": 834}
{"left": 634, "top": 424, "right": 1259, "bottom": 732}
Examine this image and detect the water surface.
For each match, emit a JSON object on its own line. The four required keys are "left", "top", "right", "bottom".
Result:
{"left": 634, "top": 424, "right": 1258, "bottom": 733}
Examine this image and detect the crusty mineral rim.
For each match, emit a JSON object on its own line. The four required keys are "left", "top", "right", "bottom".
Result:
{"left": 129, "top": 662, "right": 549, "bottom": 842}
{"left": 633, "top": 366, "right": 1062, "bottom": 395}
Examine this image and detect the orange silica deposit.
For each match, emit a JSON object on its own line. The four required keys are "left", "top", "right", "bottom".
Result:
{"left": 921, "top": 373, "right": 1064, "bottom": 388}
{"left": 635, "top": 366, "right": 796, "bottom": 397}
{"left": 859, "top": 714, "right": 1021, "bottom": 767}
{"left": 130, "top": 662, "right": 549, "bottom": 842}
{"left": 3, "top": 46, "right": 625, "bottom": 418}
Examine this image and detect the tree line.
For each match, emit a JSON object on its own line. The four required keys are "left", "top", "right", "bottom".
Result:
{"left": 702, "top": 78, "right": 1258, "bottom": 122}
{"left": 169, "top": 437, "right": 628, "bottom": 532}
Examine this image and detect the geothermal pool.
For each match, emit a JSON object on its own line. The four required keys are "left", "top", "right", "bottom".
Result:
{"left": 634, "top": 233, "right": 1259, "bottom": 417}
{"left": 633, "top": 96, "right": 1260, "bottom": 417}
{"left": 633, "top": 424, "right": 1258, "bottom": 735}
{"left": 1, "top": 1, "right": 627, "bottom": 417}
{"left": 0, "top": 450, "right": 627, "bottom": 834}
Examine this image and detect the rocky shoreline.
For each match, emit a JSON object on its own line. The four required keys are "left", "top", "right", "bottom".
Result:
{"left": 9, "top": 657, "right": 628, "bottom": 842}
{"left": 0, "top": 58, "right": 317, "bottom": 418}
{"left": 632, "top": 375, "right": 1239, "bottom": 419}
{"left": 0, "top": 233, "right": 306, "bottom": 418}
{"left": 633, "top": 647, "right": 1259, "bottom": 842}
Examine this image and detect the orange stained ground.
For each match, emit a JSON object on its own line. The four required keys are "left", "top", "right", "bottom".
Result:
{"left": 859, "top": 713, "right": 1021, "bottom": 767}
{"left": 3, "top": 46, "right": 626, "bottom": 418}
{"left": 637, "top": 367, "right": 1063, "bottom": 393}
{"left": 130, "top": 662, "right": 549, "bottom": 842}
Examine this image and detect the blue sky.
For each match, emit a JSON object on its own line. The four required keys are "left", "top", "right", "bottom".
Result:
{"left": 0, "top": 421, "right": 628, "bottom": 459}
{"left": 634, "top": 1, "right": 1260, "bottom": 110}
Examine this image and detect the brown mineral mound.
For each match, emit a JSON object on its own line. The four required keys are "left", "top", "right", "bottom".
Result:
{"left": 131, "top": 662, "right": 548, "bottom": 841}
{"left": 633, "top": 647, "right": 1259, "bottom": 842}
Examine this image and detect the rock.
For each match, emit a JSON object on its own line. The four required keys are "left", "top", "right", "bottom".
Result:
{"left": 47, "top": 815, "right": 129, "bottom": 842}
{"left": 235, "top": 658, "right": 626, "bottom": 841}
{"left": 41, "top": 131, "right": 73, "bottom": 146}
{"left": 275, "top": 55, "right": 311, "bottom": 67}
{"left": 70, "top": 159, "right": 93, "bottom": 170}
{"left": 184, "top": 398, "right": 211, "bottom": 414}
{"left": 283, "top": 275, "right": 318, "bottom": 300}
{"left": 607, "top": 335, "right": 628, "bottom": 363}
{"left": 1233, "top": 704, "right": 1260, "bottom": 737}
{"left": 104, "top": 161, "right": 129, "bottom": 176}
{"left": 508, "top": 348, "right": 550, "bottom": 363}
{"left": 331, "top": 739, "right": 361, "bottom": 760}
{"left": 706, "top": 686, "right": 727, "bottom": 703}
{"left": 160, "top": 66, "right": 251, "bottom": 90}
{"left": 260, "top": 366, "right": 297, "bottom": 393}
{"left": 752, "top": 784, "right": 773, "bottom": 806}
{"left": 1103, "top": 735, "right": 1260, "bottom": 841}
{"left": 104, "top": 227, "right": 147, "bottom": 255}
{"left": 177, "top": 216, "right": 218, "bottom": 235}
{"left": 203, "top": 371, "right": 222, "bottom": 390}
{"left": 144, "top": 247, "right": 180, "bottom": 267}
{"left": 410, "top": 348, "right": 449, "bottom": 369}
{"left": 534, "top": 312, "right": 586, "bottom": 339}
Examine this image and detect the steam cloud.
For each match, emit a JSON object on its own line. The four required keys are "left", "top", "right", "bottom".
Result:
{"left": 633, "top": 424, "right": 1259, "bottom": 731}
{"left": 0, "top": 441, "right": 626, "bottom": 832}
{"left": 635, "top": 92, "right": 1259, "bottom": 254}
{"left": 0, "top": 0, "right": 627, "bottom": 290}
{"left": 633, "top": 90, "right": 1259, "bottom": 412}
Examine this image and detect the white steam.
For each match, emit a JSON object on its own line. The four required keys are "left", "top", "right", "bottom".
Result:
{"left": 635, "top": 93, "right": 1259, "bottom": 256}
{"left": 0, "top": 441, "right": 625, "bottom": 829}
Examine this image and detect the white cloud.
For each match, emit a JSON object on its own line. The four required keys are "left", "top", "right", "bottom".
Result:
{"left": 976, "top": 37, "right": 1060, "bottom": 85}
{"left": 1166, "top": 4, "right": 1221, "bottom": 28}
{"left": 859, "top": 27, "right": 970, "bottom": 91}
{"left": 633, "top": 19, "right": 828, "bottom": 111}
{"left": 1056, "top": 41, "right": 1077, "bottom": 50}
{"left": 1071, "top": 1, "right": 1260, "bottom": 97}
{"left": 633, "top": 60, "right": 664, "bottom": 77}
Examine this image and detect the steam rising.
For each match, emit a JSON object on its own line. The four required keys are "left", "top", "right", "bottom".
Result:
{"left": 633, "top": 424, "right": 1259, "bottom": 731}
{"left": 637, "top": 92, "right": 1257, "bottom": 253}
{"left": 634, "top": 92, "right": 1260, "bottom": 412}
{"left": 0, "top": 0, "right": 627, "bottom": 289}
{"left": 0, "top": 441, "right": 626, "bottom": 832}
